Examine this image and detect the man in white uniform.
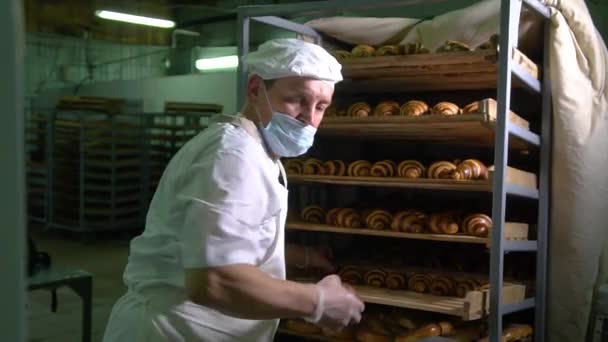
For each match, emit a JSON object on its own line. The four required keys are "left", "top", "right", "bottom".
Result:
{"left": 102, "top": 38, "right": 365, "bottom": 342}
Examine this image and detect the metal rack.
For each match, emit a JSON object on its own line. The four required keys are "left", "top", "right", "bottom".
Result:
{"left": 236, "top": 1, "right": 552, "bottom": 341}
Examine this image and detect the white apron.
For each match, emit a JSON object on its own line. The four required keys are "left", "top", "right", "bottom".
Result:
{"left": 103, "top": 116, "right": 289, "bottom": 342}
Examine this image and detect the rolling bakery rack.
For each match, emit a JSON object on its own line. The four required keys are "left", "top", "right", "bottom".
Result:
{"left": 237, "top": 1, "right": 552, "bottom": 341}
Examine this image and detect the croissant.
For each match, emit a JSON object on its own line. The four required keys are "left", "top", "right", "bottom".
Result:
{"left": 302, "top": 158, "right": 325, "bottom": 175}
{"left": 373, "top": 101, "right": 400, "bottom": 116}
{"left": 400, "top": 100, "right": 429, "bottom": 116}
{"left": 463, "top": 213, "right": 492, "bottom": 237}
{"left": 462, "top": 101, "right": 480, "bottom": 114}
{"left": 364, "top": 269, "right": 388, "bottom": 288}
{"left": 321, "top": 326, "right": 357, "bottom": 340}
{"left": 365, "top": 209, "right": 393, "bottom": 230}
{"left": 325, "top": 160, "right": 347, "bottom": 176}
{"left": 455, "top": 278, "right": 481, "bottom": 298}
{"left": 477, "top": 325, "right": 533, "bottom": 342}
{"left": 408, "top": 273, "right": 432, "bottom": 293}
{"left": 429, "top": 212, "right": 460, "bottom": 234}
{"left": 430, "top": 275, "right": 456, "bottom": 296}
{"left": 370, "top": 160, "right": 397, "bottom": 177}
{"left": 397, "top": 160, "right": 425, "bottom": 178}
{"left": 333, "top": 50, "right": 352, "bottom": 60}
{"left": 336, "top": 208, "right": 363, "bottom": 228}
{"left": 347, "top": 160, "right": 373, "bottom": 177}
{"left": 436, "top": 40, "right": 471, "bottom": 52}
{"left": 301, "top": 205, "right": 324, "bottom": 224}
{"left": 284, "top": 159, "right": 303, "bottom": 175}
{"left": 356, "top": 329, "right": 392, "bottom": 342}
{"left": 375, "top": 45, "right": 401, "bottom": 56}
{"left": 324, "top": 104, "right": 338, "bottom": 117}
{"left": 428, "top": 161, "right": 457, "bottom": 179}
{"left": 338, "top": 265, "right": 363, "bottom": 285}
{"left": 391, "top": 210, "right": 427, "bottom": 233}
{"left": 386, "top": 272, "right": 407, "bottom": 290}
{"left": 325, "top": 208, "right": 341, "bottom": 225}
{"left": 394, "top": 322, "right": 454, "bottom": 342}
{"left": 452, "top": 159, "right": 489, "bottom": 180}
{"left": 351, "top": 44, "right": 376, "bottom": 57}
{"left": 431, "top": 102, "right": 461, "bottom": 116}
{"left": 403, "top": 43, "right": 429, "bottom": 55}
{"left": 347, "top": 102, "right": 372, "bottom": 117}
{"left": 476, "top": 34, "right": 499, "bottom": 51}
{"left": 285, "top": 319, "right": 322, "bottom": 335}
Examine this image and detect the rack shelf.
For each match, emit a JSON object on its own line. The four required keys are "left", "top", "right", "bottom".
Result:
{"left": 287, "top": 222, "right": 529, "bottom": 246}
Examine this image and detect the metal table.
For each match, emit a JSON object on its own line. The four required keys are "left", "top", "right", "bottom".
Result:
{"left": 28, "top": 266, "right": 93, "bottom": 342}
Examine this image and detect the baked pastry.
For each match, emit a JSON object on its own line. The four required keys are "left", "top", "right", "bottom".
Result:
{"left": 386, "top": 272, "right": 407, "bottom": 290}
{"left": 365, "top": 209, "right": 393, "bottom": 230}
{"left": 284, "top": 319, "right": 322, "bottom": 334}
{"left": 408, "top": 273, "right": 432, "bottom": 293}
{"left": 391, "top": 210, "right": 427, "bottom": 233}
{"left": 356, "top": 328, "right": 392, "bottom": 342}
{"left": 301, "top": 205, "right": 324, "bottom": 224}
{"left": 395, "top": 322, "right": 454, "bottom": 342}
{"left": 462, "top": 101, "right": 480, "bottom": 114}
{"left": 325, "top": 207, "right": 341, "bottom": 225}
{"left": 452, "top": 159, "right": 489, "bottom": 180}
{"left": 400, "top": 100, "right": 429, "bottom": 116}
{"left": 333, "top": 50, "right": 352, "bottom": 60}
{"left": 403, "top": 43, "right": 429, "bottom": 54}
{"left": 428, "top": 161, "right": 457, "bottom": 179}
{"left": 448, "top": 325, "right": 484, "bottom": 342}
{"left": 431, "top": 102, "right": 461, "bottom": 116}
{"left": 375, "top": 45, "right": 401, "bottom": 56}
{"left": 463, "top": 213, "right": 492, "bottom": 237}
{"left": 371, "top": 160, "right": 397, "bottom": 177}
{"left": 436, "top": 40, "right": 471, "bottom": 52}
{"left": 347, "top": 160, "right": 373, "bottom": 177}
{"left": 352, "top": 44, "right": 376, "bottom": 57}
{"left": 321, "top": 326, "right": 357, "bottom": 340}
{"left": 476, "top": 34, "right": 499, "bottom": 51}
{"left": 284, "top": 159, "right": 303, "bottom": 174}
{"left": 325, "top": 160, "right": 347, "bottom": 176}
{"left": 456, "top": 278, "right": 481, "bottom": 298}
{"left": 336, "top": 208, "right": 363, "bottom": 228}
{"left": 364, "top": 269, "right": 388, "bottom": 288}
{"left": 477, "top": 324, "right": 533, "bottom": 342}
{"left": 338, "top": 265, "right": 363, "bottom": 285}
{"left": 302, "top": 158, "right": 325, "bottom": 175}
{"left": 429, "top": 212, "right": 460, "bottom": 234}
{"left": 430, "top": 275, "right": 456, "bottom": 296}
{"left": 348, "top": 102, "right": 372, "bottom": 117}
{"left": 373, "top": 101, "right": 400, "bottom": 116}
{"left": 397, "top": 160, "right": 425, "bottom": 178}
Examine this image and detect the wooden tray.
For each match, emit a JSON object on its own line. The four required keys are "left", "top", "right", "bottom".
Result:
{"left": 352, "top": 284, "right": 525, "bottom": 321}
{"left": 318, "top": 114, "right": 533, "bottom": 149}
{"left": 338, "top": 49, "right": 538, "bottom": 92}
{"left": 286, "top": 221, "right": 529, "bottom": 246}
{"left": 277, "top": 328, "right": 344, "bottom": 342}
{"left": 287, "top": 166, "right": 537, "bottom": 192}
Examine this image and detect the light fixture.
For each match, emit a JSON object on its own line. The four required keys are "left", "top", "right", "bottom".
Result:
{"left": 95, "top": 10, "right": 175, "bottom": 28}
{"left": 195, "top": 55, "right": 239, "bottom": 71}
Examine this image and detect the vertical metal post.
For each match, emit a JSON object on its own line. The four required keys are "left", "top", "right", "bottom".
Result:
{"left": 237, "top": 13, "right": 250, "bottom": 111}
{"left": 46, "top": 111, "right": 55, "bottom": 230}
{"left": 110, "top": 114, "right": 116, "bottom": 229}
{"left": 79, "top": 112, "right": 86, "bottom": 232}
{"left": 491, "top": 0, "right": 522, "bottom": 341}
{"left": 535, "top": 20, "right": 552, "bottom": 342}
{"left": 0, "top": 0, "right": 26, "bottom": 337}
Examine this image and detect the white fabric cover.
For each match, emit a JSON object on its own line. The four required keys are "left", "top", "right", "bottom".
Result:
{"left": 306, "top": 1, "right": 608, "bottom": 340}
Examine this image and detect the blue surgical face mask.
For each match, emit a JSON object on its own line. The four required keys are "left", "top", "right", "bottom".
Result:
{"left": 255, "top": 84, "right": 317, "bottom": 157}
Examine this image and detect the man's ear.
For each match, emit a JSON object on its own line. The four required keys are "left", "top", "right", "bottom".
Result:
{"left": 247, "top": 75, "right": 263, "bottom": 101}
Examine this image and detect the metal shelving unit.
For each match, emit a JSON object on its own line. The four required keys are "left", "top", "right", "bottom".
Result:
{"left": 237, "top": 1, "right": 552, "bottom": 341}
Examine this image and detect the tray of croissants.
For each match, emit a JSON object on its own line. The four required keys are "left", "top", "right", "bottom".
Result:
{"left": 284, "top": 158, "right": 537, "bottom": 190}
{"left": 290, "top": 204, "right": 528, "bottom": 241}
{"left": 280, "top": 305, "right": 533, "bottom": 342}
{"left": 323, "top": 98, "right": 529, "bottom": 131}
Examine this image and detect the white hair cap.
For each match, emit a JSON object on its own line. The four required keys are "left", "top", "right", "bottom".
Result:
{"left": 243, "top": 38, "right": 343, "bottom": 84}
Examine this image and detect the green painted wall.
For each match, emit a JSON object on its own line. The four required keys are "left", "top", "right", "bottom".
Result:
{"left": 587, "top": 1, "right": 608, "bottom": 43}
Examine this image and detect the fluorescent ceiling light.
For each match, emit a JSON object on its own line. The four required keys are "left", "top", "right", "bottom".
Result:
{"left": 95, "top": 10, "right": 175, "bottom": 28}
{"left": 195, "top": 55, "right": 239, "bottom": 71}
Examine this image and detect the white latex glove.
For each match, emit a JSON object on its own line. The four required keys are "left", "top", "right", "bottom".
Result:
{"left": 304, "top": 275, "right": 365, "bottom": 330}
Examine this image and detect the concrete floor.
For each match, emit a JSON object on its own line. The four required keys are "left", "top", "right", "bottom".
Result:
{"left": 27, "top": 228, "right": 131, "bottom": 342}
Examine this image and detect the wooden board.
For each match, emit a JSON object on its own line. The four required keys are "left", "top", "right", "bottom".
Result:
{"left": 318, "top": 114, "right": 532, "bottom": 149}
{"left": 165, "top": 101, "right": 223, "bottom": 114}
{"left": 287, "top": 166, "right": 537, "bottom": 192}
{"left": 277, "top": 328, "right": 344, "bottom": 342}
{"left": 338, "top": 49, "right": 538, "bottom": 93}
{"left": 287, "top": 222, "right": 528, "bottom": 245}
